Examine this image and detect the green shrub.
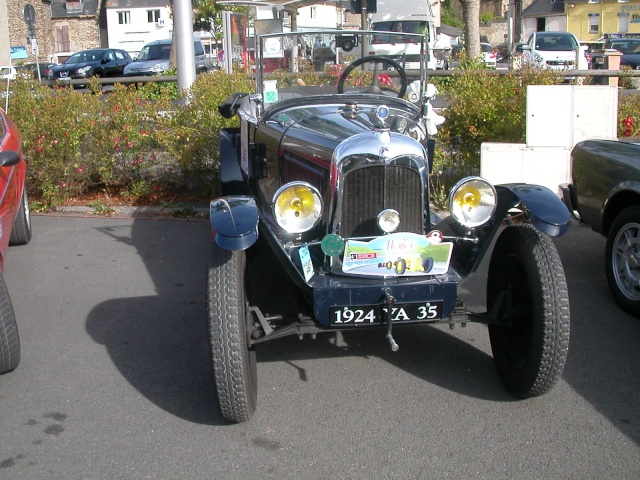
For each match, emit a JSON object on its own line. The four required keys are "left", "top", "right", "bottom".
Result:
{"left": 431, "top": 60, "right": 562, "bottom": 204}
{"left": 155, "top": 70, "right": 254, "bottom": 197}
{"left": 5, "top": 67, "right": 639, "bottom": 209}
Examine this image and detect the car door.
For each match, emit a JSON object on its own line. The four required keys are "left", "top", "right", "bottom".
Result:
{"left": 113, "top": 50, "right": 130, "bottom": 75}
{"left": 101, "top": 50, "right": 118, "bottom": 77}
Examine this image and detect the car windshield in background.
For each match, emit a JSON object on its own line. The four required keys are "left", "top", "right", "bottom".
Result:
{"left": 608, "top": 39, "right": 640, "bottom": 54}
{"left": 535, "top": 34, "right": 578, "bottom": 51}
{"left": 66, "top": 50, "right": 102, "bottom": 63}
{"left": 137, "top": 44, "right": 170, "bottom": 61}
{"left": 371, "top": 21, "right": 429, "bottom": 44}
{"left": 481, "top": 43, "right": 492, "bottom": 53}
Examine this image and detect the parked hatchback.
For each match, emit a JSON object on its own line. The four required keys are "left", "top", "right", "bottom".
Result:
{"left": 123, "top": 39, "right": 208, "bottom": 76}
{"left": 480, "top": 42, "right": 497, "bottom": 68}
{"left": 522, "top": 31, "right": 588, "bottom": 72}
{"left": 49, "top": 48, "right": 132, "bottom": 83}
{"left": 0, "top": 107, "right": 33, "bottom": 375}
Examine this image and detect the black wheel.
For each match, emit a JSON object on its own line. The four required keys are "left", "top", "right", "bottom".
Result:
{"left": 337, "top": 55, "right": 408, "bottom": 98}
{"left": 605, "top": 205, "right": 640, "bottom": 317}
{"left": 10, "top": 188, "right": 32, "bottom": 246}
{"left": 487, "top": 225, "right": 570, "bottom": 398}
{"left": 0, "top": 273, "right": 20, "bottom": 375}
{"left": 207, "top": 241, "right": 257, "bottom": 423}
{"left": 341, "top": 38, "right": 354, "bottom": 52}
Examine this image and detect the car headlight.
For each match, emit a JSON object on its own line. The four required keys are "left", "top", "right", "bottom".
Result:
{"left": 75, "top": 66, "right": 92, "bottom": 76}
{"left": 448, "top": 176, "right": 497, "bottom": 228}
{"left": 273, "top": 182, "right": 322, "bottom": 233}
{"left": 152, "top": 63, "right": 167, "bottom": 73}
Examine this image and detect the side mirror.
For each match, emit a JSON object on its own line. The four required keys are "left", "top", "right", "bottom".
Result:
{"left": 0, "top": 150, "right": 21, "bottom": 167}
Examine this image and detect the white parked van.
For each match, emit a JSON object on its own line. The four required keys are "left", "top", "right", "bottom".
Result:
{"left": 367, "top": 0, "right": 443, "bottom": 70}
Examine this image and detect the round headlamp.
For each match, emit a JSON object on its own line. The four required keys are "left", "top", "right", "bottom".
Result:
{"left": 448, "top": 176, "right": 497, "bottom": 228}
{"left": 273, "top": 182, "right": 323, "bottom": 233}
{"left": 377, "top": 209, "right": 400, "bottom": 233}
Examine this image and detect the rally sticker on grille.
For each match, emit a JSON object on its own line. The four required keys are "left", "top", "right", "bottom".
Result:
{"left": 341, "top": 232, "right": 453, "bottom": 276}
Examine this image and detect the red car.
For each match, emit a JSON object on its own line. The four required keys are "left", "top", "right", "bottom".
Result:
{"left": 0, "top": 107, "right": 32, "bottom": 375}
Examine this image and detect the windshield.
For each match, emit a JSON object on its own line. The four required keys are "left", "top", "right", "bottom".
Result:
{"left": 136, "top": 43, "right": 171, "bottom": 61}
{"left": 608, "top": 40, "right": 640, "bottom": 54}
{"left": 534, "top": 34, "right": 578, "bottom": 51}
{"left": 371, "top": 21, "right": 430, "bottom": 43}
{"left": 66, "top": 50, "right": 103, "bottom": 63}
{"left": 253, "top": 30, "right": 428, "bottom": 109}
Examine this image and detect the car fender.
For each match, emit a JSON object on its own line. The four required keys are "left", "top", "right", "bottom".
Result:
{"left": 219, "top": 128, "right": 248, "bottom": 195}
{"left": 209, "top": 196, "right": 259, "bottom": 251}
{"left": 497, "top": 184, "right": 570, "bottom": 237}
{"left": 601, "top": 180, "right": 640, "bottom": 235}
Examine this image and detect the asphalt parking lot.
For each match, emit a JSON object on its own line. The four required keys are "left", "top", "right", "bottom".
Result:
{"left": 0, "top": 214, "right": 639, "bottom": 479}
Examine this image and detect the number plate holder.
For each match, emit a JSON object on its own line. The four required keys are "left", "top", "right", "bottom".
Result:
{"left": 329, "top": 301, "right": 443, "bottom": 326}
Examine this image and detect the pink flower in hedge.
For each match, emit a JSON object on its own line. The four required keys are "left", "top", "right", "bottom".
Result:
{"left": 35, "top": 146, "right": 43, "bottom": 153}
{"left": 61, "top": 182, "right": 67, "bottom": 188}
{"left": 76, "top": 167, "right": 83, "bottom": 173}
{"left": 126, "top": 141, "right": 133, "bottom": 148}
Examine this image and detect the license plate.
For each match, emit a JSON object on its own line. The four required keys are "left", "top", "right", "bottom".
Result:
{"left": 329, "top": 301, "right": 443, "bottom": 326}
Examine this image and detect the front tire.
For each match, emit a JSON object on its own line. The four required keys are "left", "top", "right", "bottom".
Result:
{"left": 487, "top": 225, "right": 570, "bottom": 398}
{"left": 605, "top": 205, "right": 640, "bottom": 317}
{"left": 207, "top": 242, "right": 257, "bottom": 423}
{"left": 10, "top": 188, "right": 32, "bottom": 246}
{"left": 0, "top": 273, "right": 20, "bottom": 375}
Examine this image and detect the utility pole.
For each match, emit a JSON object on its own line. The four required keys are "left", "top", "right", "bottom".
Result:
{"left": 0, "top": 0, "right": 10, "bottom": 65}
{"left": 174, "top": 0, "right": 196, "bottom": 95}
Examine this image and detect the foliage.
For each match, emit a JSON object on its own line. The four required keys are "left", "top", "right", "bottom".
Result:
{"left": 194, "top": 0, "right": 249, "bottom": 39}
{"left": 480, "top": 11, "right": 494, "bottom": 25}
{"left": 431, "top": 59, "right": 562, "bottom": 203}
{"left": 618, "top": 93, "right": 640, "bottom": 137}
{"left": 6, "top": 70, "right": 251, "bottom": 207}
{"left": 441, "top": 1, "right": 464, "bottom": 28}
{"left": 5, "top": 66, "right": 640, "bottom": 210}
{"left": 154, "top": 69, "right": 254, "bottom": 197}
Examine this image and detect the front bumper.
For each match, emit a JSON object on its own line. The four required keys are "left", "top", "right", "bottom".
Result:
{"left": 309, "top": 269, "right": 461, "bottom": 327}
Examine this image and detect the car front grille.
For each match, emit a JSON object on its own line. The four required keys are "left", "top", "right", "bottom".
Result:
{"left": 340, "top": 165, "right": 422, "bottom": 237}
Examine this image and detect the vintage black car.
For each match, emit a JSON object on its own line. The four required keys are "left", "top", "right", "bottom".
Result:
{"left": 209, "top": 31, "right": 572, "bottom": 423}
{"left": 560, "top": 138, "right": 640, "bottom": 317}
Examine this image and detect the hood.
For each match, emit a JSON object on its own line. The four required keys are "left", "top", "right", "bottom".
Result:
{"left": 54, "top": 61, "right": 96, "bottom": 72}
{"left": 124, "top": 59, "right": 170, "bottom": 74}
{"left": 265, "top": 95, "right": 423, "bottom": 161}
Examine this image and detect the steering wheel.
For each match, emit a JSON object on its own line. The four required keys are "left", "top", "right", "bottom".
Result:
{"left": 337, "top": 55, "right": 408, "bottom": 99}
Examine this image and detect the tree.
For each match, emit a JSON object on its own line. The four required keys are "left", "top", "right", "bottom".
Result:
{"left": 460, "top": 0, "right": 481, "bottom": 61}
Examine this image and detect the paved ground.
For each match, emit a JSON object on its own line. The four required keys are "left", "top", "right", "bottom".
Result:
{"left": 0, "top": 214, "right": 639, "bottom": 479}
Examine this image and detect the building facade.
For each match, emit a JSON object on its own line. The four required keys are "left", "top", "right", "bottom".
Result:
{"left": 105, "top": 0, "right": 171, "bottom": 57}
{"left": 6, "top": 0, "right": 55, "bottom": 64}
{"left": 567, "top": 0, "right": 640, "bottom": 40}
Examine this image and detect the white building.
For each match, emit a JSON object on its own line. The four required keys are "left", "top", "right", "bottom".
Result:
{"left": 105, "top": 0, "right": 173, "bottom": 57}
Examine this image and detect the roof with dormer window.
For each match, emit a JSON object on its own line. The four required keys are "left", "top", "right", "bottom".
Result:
{"left": 51, "top": 0, "right": 99, "bottom": 18}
